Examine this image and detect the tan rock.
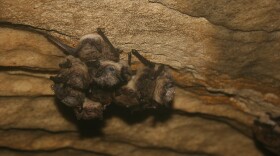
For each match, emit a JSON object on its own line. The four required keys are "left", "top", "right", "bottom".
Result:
{"left": 0, "top": 0, "right": 280, "bottom": 155}
{"left": 0, "top": 72, "right": 53, "bottom": 96}
{"left": 0, "top": 27, "right": 64, "bottom": 70}
{"left": 150, "top": 0, "right": 280, "bottom": 32}
{"left": 0, "top": 115, "right": 262, "bottom": 156}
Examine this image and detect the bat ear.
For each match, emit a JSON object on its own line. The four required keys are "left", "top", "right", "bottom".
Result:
{"left": 131, "top": 49, "right": 155, "bottom": 68}
{"left": 153, "top": 65, "right": 165, "bottom": 79}
{"left": 59, "top": 59, "right": 72, "bottom": 68}
{"left": 50, "top": 76, "right": 64, "bottom": 83}
{"left": 96, "top": 28, "right": 119, "bottom": 55}
{"left": 121, "top": 66, "right": 132, "bottom": 82}
{"left": 85, "top": 60, "right": 100, "bottom": 68}
{"left": 128, "top": 52, "right": 132, "bottom": 66}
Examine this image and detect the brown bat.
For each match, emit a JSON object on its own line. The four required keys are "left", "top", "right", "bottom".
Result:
{"left": 50, "top": 56, "right": 89, "bottom": 108}
{"left": 52, "top": 83, "right": 85, "bottom": 108}
{"left": 87, "top": 59, "right": 132, "bottom": 88}
{"left": 49, "top": 29, "right": 132, "bottom": 120}
{"left": 50, "top": 55, "right": 90, "bottom": 90}
{"left": 46, "top": 29, "right": 131, "bottom": 88}
{"left": 48, "top": 30, "right": 174, "bottom": 120}
{"left": 73, "top": 98, "right": 104, "bottom": 120}
{"left": 114, "top": 49, "right": 175, "bottom": 110}
{"left": 87, "top": 85, "right": 114, "bottom": 107}
{"left": 45, "top": 28, "right": 119, "bottom": 62}
{"left": 252, "top": 113, "right": 280, "bottom": 155}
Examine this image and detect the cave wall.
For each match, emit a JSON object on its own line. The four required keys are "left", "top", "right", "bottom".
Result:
{"left": 0, "top": 0, "right": 280, "bottom": 155}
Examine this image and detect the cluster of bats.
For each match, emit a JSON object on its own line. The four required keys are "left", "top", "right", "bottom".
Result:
{"left": 45, "top": 27, "right": 280, "bottom": 155}
{"left": 47, "top": 29, "right": 175, "bottom": 120}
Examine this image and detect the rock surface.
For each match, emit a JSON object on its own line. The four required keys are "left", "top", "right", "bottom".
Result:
{"left": 0, "top": 0, "right": 280, "bottom": 155}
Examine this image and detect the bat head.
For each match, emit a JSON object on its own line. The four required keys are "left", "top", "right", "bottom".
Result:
{"left": 153, "top": 68, "right": 175, "bottom": 107}
{"left": 114, "top": 86, "right": 139, "bottom": 108}
{"left": 77, "top": 31, "right": 120, "bottom": 62}
{"left": 74, "top": 98, "right": 104, "bottom": 120}
{"left": 88, "top": 60, "right": 132, "bottom": 88}
{"left": 51, "top": 83, "right": 85, "bottom": 108}
{"left": 51, "top": 56, "right": 90, "bottom": 90}
{"left": 76, "top": 34, "right": 104, "bottom": 62}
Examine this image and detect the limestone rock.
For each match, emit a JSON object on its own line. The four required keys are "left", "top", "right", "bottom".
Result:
{"left": 0, "top": 0, "right": 280, "bottom": 155}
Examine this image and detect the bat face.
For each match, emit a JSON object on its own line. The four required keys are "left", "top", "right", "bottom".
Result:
{"left": 114, "top": 83, "right": 139, "bottom": 108}
{"left": 88, "top": 86, "right": 114, "bottom": 107}
{"left": 52, "top": 83, "right": 85, "bottom": 108}
{"left": 153, "top": 68, "right": 175, "bottom": 107}
{"left": 50, "top": 56, "right": 89, "bottom": 108}
{"left": 51, "top": 56, "right": 90, "bottom": 90}
{"left": 76, "top": 33, "right": 119, "bottom": 62}
{"left": 74, "top": 98, "right": 104, "bottom": 120}
{"left": 135, "top": 65, "right": 174, "bottom": 109}
{"left": 76, "top": 29, "right": 120, "bottom": 62}
{"left": 114, "top": 67, "right": 173, "bottom": 109}
{"left": 89, "top": 60, "right": 131, "bottom": 88}
{"left": 114, "top": 50, "right": 175, "bottom": 110}
{"left": 76, "top": 34, "right": 103, "bottom": 62}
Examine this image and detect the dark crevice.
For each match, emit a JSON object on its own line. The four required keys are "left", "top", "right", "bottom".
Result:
{"left": 0, "top": 95, "right": 54, "bottom": 98}
{"left": 0, "top": 66, "right": 59, "bottom": 74}
{"left": 0, "top": 128, "right": 76, "bottom": 134}
{"left": 202, "top": 87, "right": 235, "bottom": 97}
{"left": 0, "top": 21, "right": 75, "bottom": 38}
{"left": 4, "top": 72, "right": 53, "bottom": 80}
{"left": 3, "top": 47, "right": 66, "bottom": 58}
{"left": 0, "top": 146, "right": 111, "bottom": 156}
{"left": 177, "top": 82, "right": 276, "bottom": 115}
{"left": 208, "top": 34, "right": 276, "bottom": 44}
{"left": 176, "top": 83, "right": 235, "bottom": 97}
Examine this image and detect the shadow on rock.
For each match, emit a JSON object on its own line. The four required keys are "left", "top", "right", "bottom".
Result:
{"left": 253, "top": 136, "right": 279, "bottom": 156}
{"left": 54, "top": 98, "right": 173, "bottom": 137}
{"left": 54, "top": 98, "right": 105, "bottom": 137}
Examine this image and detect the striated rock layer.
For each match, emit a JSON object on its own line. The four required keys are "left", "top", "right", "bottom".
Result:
{"left": 0, "top": 0, "right": 280, "bottom": 155}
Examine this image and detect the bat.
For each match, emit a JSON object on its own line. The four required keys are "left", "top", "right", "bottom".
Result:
{"left": 87, "top": 59, "right": 132, "bottom": 88}
{"left": 50, "top": 55, "right": 90, "bottom": 90}
{"left": 52, "top": 83, "right": 85, "bottom": 108}
{"left": 113, "top": 49, "right": 175, "bottom": 110}
{"left": 73, "top": 98, "right": 104, "bottom": 120}
{"left": 48, "top": 29, "right": 174, "bottom": 120}
{"left": 45, "top": 28, "right": 119, "bottom": 62}
{"left": 252, "top": 112, "right": 280, "bottom": 155}
{"left": 50, "top": 55, "right": 89, "bottom": 109}
{"left": 49, "top": 29, "right": 132, "bottom": 120}
{"left": 47, "top": 29, "right": 132, "bottom": 88}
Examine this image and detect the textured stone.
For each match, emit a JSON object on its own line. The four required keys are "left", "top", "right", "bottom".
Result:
{"left": 149, "top": 0, "right": 280, "bottom": 32}
{"left": 0, "top": 0, "right": 280, "bottom": 155}
{"left": 0, "top": 72, "right": 53, "bottom": 96}
{"left": 0, "top": 114, "right": 262, "bottom": 156}
{"left": 0, "top": 149, "right": 102, "bottom": 156}
{"left": 0, "top": 97, "right": 75, "bottom": 131}
{"left": 0, "top": 27, "right": 64, "bottom": 70}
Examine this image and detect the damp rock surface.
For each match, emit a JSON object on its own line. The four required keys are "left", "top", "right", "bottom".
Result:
{"left": 0, "top": 0, "right": 280, "bottom": 156}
